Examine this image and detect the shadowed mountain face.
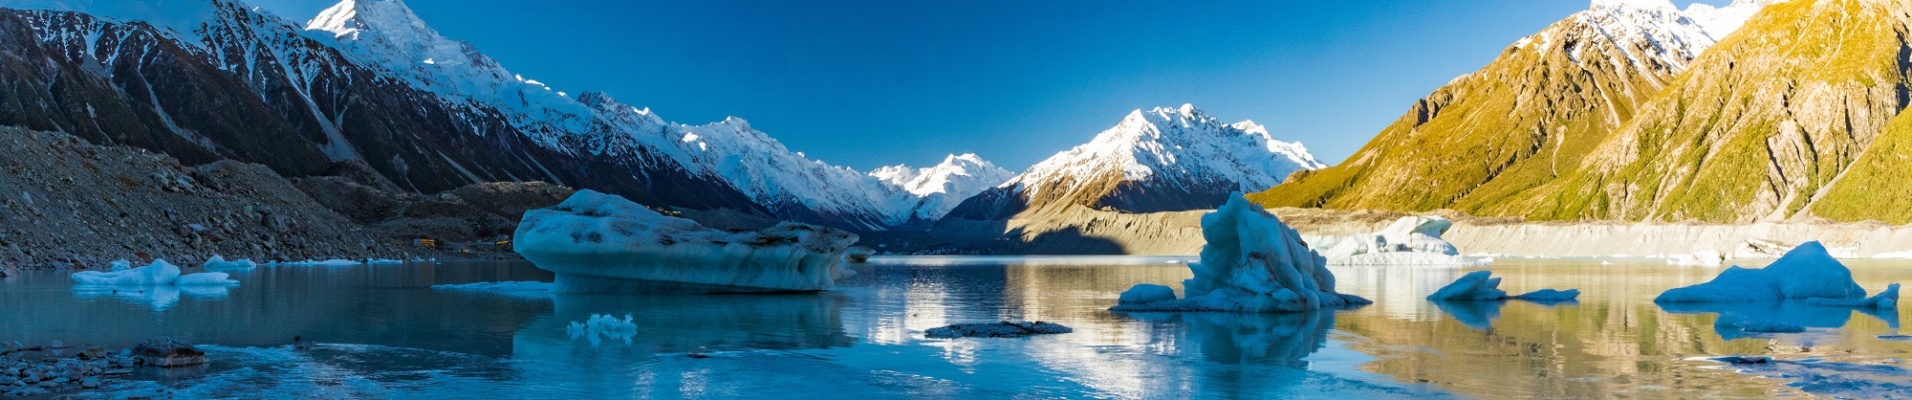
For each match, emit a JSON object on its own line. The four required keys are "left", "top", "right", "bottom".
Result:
{"left": 0, "top": 4, "right": 768, "bottom": 218}
{"left": 1259, "top": 0, "right": 1912, "bottom": 224}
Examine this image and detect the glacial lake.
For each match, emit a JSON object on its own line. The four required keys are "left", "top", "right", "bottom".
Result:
{"left": 3, "top": 257, "right": 1910, "bottom": 399}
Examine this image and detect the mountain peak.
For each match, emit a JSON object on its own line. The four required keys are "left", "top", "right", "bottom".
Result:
{"left": 307, "top": 0, "right": 420, "bottom": 41}
{"left": 1589, "top": 0, "right": 1676, "bottom": 11}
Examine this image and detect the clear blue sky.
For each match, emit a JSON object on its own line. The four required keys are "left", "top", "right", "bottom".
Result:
{"left": 250, "top": 0, "right": 1728, "bottom": 171}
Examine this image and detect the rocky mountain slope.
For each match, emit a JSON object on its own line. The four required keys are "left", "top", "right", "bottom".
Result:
{"left": 1253, "top": 0, "right": 1780, "bottom": 218}
{"left": 947, "top": 104, "right": 1324, "bottom": 221}
{"left": 0, "top": 126, "right": 403, "bottom": 269}
{"left": 0, "top": 0, "right": 1002, "bottom": 232}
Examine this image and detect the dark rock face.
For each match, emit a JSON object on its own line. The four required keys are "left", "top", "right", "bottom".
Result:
{"left": 0, "top": 5, "right": 770, "bottom": 226}
{"left": 132, "top": 337, "right": 205, "bottom": 368}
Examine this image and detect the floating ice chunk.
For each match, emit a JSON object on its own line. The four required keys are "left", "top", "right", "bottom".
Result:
{"left": 566, "top": 314, "right": 638, "bottom": 347}
{"left": 72, "top": 259, "right": 181, "bottom": 286}
{"left": 514, "top": 190, "right": 859, "bottom": 293}
{"left": 1312, "top": 216, "right": 1484, "bottom": 266}
{"left": 1655, "top": 242, "right": 1878, "bottom": 303}
{"left": 270, "top": 259, "right": 364, "bottom": 267}
{"left": 924, "top": 322, "right": 1072, "bottom": 338}
{"left": 109, "top": 259, "right": 132, "bottom": 271}
{"left": 201, "top": 255, "right": 257, "bottom": 271}
{"left": 1807, "top": 283, "right": 1900, "bottom": 309}
{"left": 1118, "top": 284, "right": 1178, "bottom": 305}
{"left": 1111, "top": 194, "right": 1370, "bottom": 313}
{"left": 432, "top": 281, "right": 554, "bottom": 297}
{"left": 1426, "top": 270, "right": 1580, "bottom": 302}
{"left": 174, "top": 272, "right": 237, "bottom": 286}
{"left": 1512, "top": 288, "right": 1581, "bottom": 302}
{"left": 1427, "top": 271, "right": 1509, "bottom": 301}
{"left": 368, "top": 259, "right": 405, "bottom": 265}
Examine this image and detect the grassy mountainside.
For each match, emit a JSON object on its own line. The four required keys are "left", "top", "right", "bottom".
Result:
{"left": 1259, "top": 0, "right": 1912, "bottom": 224}
{"left": 1485, "top": 0, "right": 1910, "bottom": 223}
{"left": 1251, "top": 4, "right": 1698, "bottom": 212}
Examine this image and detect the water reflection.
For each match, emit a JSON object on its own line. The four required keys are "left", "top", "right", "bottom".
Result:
{"left": 1121, "top": 310, "right": 1339, "bottom": 367}
{"left": 513, "top": 292, "right": 855, "bottom": 354}
{"left": 1659, "top": 301, "right": 1901, "bottom": 341}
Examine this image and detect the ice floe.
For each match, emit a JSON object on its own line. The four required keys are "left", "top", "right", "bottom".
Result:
{"left": 1310, "top": 216, "right": 1485, "bottom": 266}
{"left": 431, "top": 281, "right": 554, "bottom": 298}
{"left": 1655, "top": 242, "right": 1893, "bottom": 304}
{"left": 514, "top": 190, "right": 859, "bottom": 294}
{"left": 1112, "top": 194, "right": 1370, "bottom": 313}
{"left": 1426, "top": 270, "right": 1580, "bottom": 302}
{"left": 1667, "top": 250, "right": 1725, "bottom": 266}
{"left": 71, "top": 259, "right": 181, "bottom": 286}
{"left": 201, "top": 255, "right": 257, "bottom": 271}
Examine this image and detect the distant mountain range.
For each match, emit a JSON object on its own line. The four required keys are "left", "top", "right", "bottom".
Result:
{"left": 0, "top": 0, "right": 1326, "bottom": 232}
{"left": 1256, "top": 0, "right": 1912, "bottom": 224}
{"left": 947, "top": 104, "right": 1323, "bottom": 221}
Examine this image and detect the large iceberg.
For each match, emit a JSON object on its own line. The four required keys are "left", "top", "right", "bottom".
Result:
{"left": 1310, "top": 216, "right": 1484, "bottom": 266}
{"left": 1112, "top": 194, "right": 1370, "bottom": 313}
{"left": 1654, "top": 242, "right": 1896, "bottom": 305}
{"left": 514, "top": 190, "right": 859, "bottom": 293}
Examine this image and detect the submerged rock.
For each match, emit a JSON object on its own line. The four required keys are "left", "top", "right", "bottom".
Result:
{"left": 924, "top": 322, "right": 1073, "bottom": 338}
{"left": 132, "top": 337, "right": 206, "bottom": 368}
{"left": 1112, "top": 194, "right": 1370, "bottom": 313}
{"left": 514, "top": 190, "right": 859, "bottom": 294}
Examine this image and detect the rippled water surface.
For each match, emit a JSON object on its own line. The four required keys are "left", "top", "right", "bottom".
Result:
{"left": 2, "top": 257, "right": 1909, "bottom": 399}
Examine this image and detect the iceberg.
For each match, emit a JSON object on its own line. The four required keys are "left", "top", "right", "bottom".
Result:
{"left": 1654, "top": 242, "right": 1886, "bottom": 304}
{"left": 1806, "top": 283, "right": 1900, "bottom": 309}
{"left": 201, "top": 256, "right": 257, "bottom": 271}
{"left": 71, "top": 259, "right": 182, "bottom": 286}
{"left": 514, "top": 190, "right": 859, "bottom": 293}
{"left": 1426, "top": 270, "right": 1580, "bottom": 302}
{"left": 174, "top": 272, "right": 238, "bottom": 286}
{"left": 1311, "top": 216, "right": 1485, "bottom": 266}
{"left": 1111, "top": 194, "right": 1370, "bottom": 313}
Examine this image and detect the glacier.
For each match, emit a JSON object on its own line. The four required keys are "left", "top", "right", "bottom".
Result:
{"left": 1112, "top": 194, "right": 1369, "bottom": 313}
{"left": 1311, "top": 216, "right": 1485, "bottom": 266}
{"left": 514, "top": 190, "right": 859, "bottom": 293}
{"left": 1655, "top": 242, "right": 1898, "bottom": 306}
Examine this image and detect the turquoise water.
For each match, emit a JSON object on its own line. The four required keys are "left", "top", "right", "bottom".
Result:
{"left": 2, "top": 257, "right": 1908, "bottom": 399}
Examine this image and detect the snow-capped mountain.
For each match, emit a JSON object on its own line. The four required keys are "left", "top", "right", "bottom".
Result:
{"left": 946, "top": 104, "right": 1324, "bottom": 220}
{"left": 869, "top": 154, "right": 1015, "bottom": 225}
{"left": 0, "top": 0, "right": 995, "bottom": 231}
